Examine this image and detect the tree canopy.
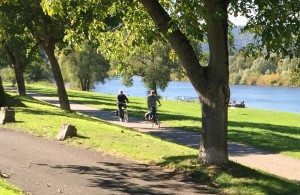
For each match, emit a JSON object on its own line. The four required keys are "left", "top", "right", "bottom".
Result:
{"left": 58, "top": 41, "right": 110, "bottom": 91}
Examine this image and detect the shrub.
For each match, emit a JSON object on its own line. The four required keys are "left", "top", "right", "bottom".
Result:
{"left": 0, "top": 68, "right": 16, "bottom": 86}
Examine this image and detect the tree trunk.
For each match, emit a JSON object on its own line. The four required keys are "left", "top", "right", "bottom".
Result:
{"left": 4, "top": 44, "right": 26, "bottom": 96}
{"left": 43, "top": 44, "right": 71, "bottom": 110}
{"left": 140, "top": 0, "right": 230, "bottom": 164}
{"left": 0, "top": 76, "right": 7, "bottom": 107}
{"left": 86, "top": 79, "right": 91, "bottom": 91}
{"left": 13, "top": 59, "right": 26, "bottom": 96}
{"left": 199, "top": 0, "right": 230, "bottom": 164}
{"left": 148, "top": 82, "right": 157, "bottom": 93}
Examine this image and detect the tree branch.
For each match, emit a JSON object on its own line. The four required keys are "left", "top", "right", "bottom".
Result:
{"left": 139, "top": 0, "right": 207, "bottom": 92}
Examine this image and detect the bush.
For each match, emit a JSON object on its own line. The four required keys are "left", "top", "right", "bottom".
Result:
{"left": 0, "top": 68, "right": 16, "bottom": 86}
{"left": 240, "top": 69, "right": 261, "bottom": 85}
{"left": 25, "top": 62, "right": 51, "bottom": 83}
{"left": 256, "top": 73, "right": 290, "bottom": 86}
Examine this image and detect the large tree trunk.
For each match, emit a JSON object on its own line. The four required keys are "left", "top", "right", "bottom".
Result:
{"left": 4, "top": 45, "right": 26, "bottom": 96}
{"left": 42, "top": 43, "right": 71, "bottom": 111}
{"left": 0, "top": 76, "right": 7, "bottom": 107}
{"left": 140, "top": 0, "right": 230, "bottom": 164}
{"left": 199, "top": 0, "right": 230, "bottom": 164}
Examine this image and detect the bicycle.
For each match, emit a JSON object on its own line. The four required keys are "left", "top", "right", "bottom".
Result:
{"left": 117, "top": 103, "right": 128, "bottom": 123}
{"left": 146, "top": 105, "right": 160, "bottom": 128}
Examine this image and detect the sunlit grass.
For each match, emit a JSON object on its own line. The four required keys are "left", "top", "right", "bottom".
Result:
{"left": 0, "top": 179, "right": 23, "bottom": 195}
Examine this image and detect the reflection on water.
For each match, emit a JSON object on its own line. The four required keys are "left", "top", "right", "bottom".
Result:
{"left": 93, "top": 77, "right": 300, "bottom": 113}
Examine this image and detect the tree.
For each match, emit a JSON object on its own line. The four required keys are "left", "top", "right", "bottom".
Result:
{"left": 25, "top": 61, "right": 51, "bottom": 83}
{"left": 0, "top": 76, "right": 6, "bottom": 107}
{"left": 0, "top": 8, "right": 39, "bottom": 96}
{"left": 0, "top": 0, "right": 71, "bottom": 110}
{"left": 59, "top": 41, "right": 110, "bottom": 91}
{"left": 118, "top": 41, "right": 180, "bottom": 93}
{"left": 43, "top": 0, "right": 300, "bottom": 165}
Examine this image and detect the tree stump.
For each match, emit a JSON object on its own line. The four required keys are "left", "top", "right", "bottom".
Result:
{"left": 56, "top": 124, "right": 77, "bottom": 141}
{"left": 0, "top": 107, "right": 15, "bottom": 125}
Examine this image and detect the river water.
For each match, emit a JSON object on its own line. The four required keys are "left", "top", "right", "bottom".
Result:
{"left": 93, "top": 77, "right": 300, "bottom": 113}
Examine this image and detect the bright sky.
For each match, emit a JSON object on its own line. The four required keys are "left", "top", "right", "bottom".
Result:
{"left": 229, "top": 15, "right": 248, "bottom": 26}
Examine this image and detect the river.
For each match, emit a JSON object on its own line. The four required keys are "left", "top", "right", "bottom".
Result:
{"left": 93, "top": 77, "right": 300, "bottom": 113}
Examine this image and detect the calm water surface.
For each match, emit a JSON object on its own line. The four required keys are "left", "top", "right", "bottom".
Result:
{"left": 93, "top": 77, "right": 300, "bottom": 113}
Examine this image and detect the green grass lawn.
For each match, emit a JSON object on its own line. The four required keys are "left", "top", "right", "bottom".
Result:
{"left": 0, "top": 179, "right": 23, "bottom": 195}
{"left": 1, "top": 86, "right": 299, "bottom": 194}
{"left": 27, "top": 84, "right": 300, "bottom": 159}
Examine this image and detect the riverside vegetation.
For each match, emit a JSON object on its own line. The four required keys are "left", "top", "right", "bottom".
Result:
{"left": 1, "top": 84, "right": 299, "bottom": 194}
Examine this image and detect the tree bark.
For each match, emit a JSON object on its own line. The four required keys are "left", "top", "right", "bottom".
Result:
{"left": 0, "top": 76, "right": 7, "bottom": 107}
{"left": 14, "top": 59, "right": 26, "bottom": 96}
{"left": 86, "top": 79, "right": 91, "bottom": 91}
{"left": 4, "top": 45, "right": 26, "bottom": 96}
{"left": 140, "top": 0, "right": 230, "bottom": 164}
{"left": 42, "top": 43, "right": 71, "bottom": 110}
{"left": 199, "top": 0, "right": 230, "bottom": 164}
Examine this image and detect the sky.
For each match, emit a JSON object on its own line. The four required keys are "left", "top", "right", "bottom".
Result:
{"left": 229, "top": 15, "right": 248, "bottom": 26}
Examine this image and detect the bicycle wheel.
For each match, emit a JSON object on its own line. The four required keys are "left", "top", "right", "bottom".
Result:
{"left": 124, "top": 110, "right": 128, "bottom": 123}
{"left": 156, "top": 116, "right": 160, "bottom": 129}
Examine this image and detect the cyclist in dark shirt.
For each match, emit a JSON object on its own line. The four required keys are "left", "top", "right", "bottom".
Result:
{"left": 117, "top": 90, "right": 129, "bottom": 111}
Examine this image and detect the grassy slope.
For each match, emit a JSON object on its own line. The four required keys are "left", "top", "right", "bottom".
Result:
{"left": 1, "top": 85, "right": 297, "bottom": 194}
{"left": 0, "top": 179, "right": 23, "bottom": 195}
{"left": 27, "top": 84, "right": 300, "bottom": 159}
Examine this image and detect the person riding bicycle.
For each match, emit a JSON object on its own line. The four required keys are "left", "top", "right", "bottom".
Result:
{"left": 117, "top": 90, "right": 129, "bottom": 119}
{"left": 146, "top": 90, "right": 161, "bottom": 120}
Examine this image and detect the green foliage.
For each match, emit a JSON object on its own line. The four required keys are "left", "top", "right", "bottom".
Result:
{"left": 229, "top": 51, "right": 300, "bottom": 86}
{"left": 0, "top": 2, "right": 39, "bottom": 73}
{"left": 58, "top": 41, "right": 110, "bottom": 91}
{"left": 25, "top": 61, "right": 51, "bottom": 83}
{"left": 0, "top": 68, "right": 15, "bottom": 86}
{"left": 231, "top": 0, "right": 300, "bottom": 58}
{"left": 251, "top": 56, "right": 277, "bottom": 74}
{"left": 116, "top": 41, "right": 181, "bottom": 92}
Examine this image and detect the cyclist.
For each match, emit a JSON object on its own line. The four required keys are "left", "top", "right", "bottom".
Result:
{"left": 117, "top": 90, "right": 129, "bottom": 119}
{"left": 147, "top": 90, "right": 161, "bottom": 120}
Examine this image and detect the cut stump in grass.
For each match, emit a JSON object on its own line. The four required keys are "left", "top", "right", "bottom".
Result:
{"left": 56, "top": 124, "right": 77, "bottom": 141}
{"left": 0, "top": 107, "right": 15, "bottom": 125}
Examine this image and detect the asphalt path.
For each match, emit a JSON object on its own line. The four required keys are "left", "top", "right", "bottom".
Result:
{"left": 0, "top": 128, "right": 213, "bottom": 195}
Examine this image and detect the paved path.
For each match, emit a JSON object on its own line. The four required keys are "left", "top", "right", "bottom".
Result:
{"left": 0, "top": 128, "right": 213, "bottom": 195}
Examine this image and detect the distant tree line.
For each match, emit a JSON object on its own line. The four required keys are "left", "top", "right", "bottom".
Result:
{"left": 229, "top": 52, "right": 300, "bottom": 86}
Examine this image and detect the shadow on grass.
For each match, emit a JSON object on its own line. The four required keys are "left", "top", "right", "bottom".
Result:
{"left": 75, "top": 134, "right": 90, "bottom": 139}
{"left": 21, "top": 108, "right": 105, "bottom": 124}
{"left": 72, "top": 99, "right": 117, "bottom": 108}
{"left": 6, "top": 94, "right": 27, "bottom": 107}
{"left": 229, "top": 129, "right": 300, "bottom": 154}
{"left": 229, "top": 121, "right": 300, "bottom": 135}
{"left": 159, "top": 155, "right": 300, "bottom": 194}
